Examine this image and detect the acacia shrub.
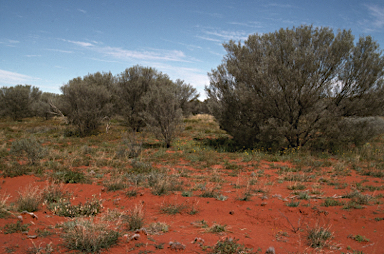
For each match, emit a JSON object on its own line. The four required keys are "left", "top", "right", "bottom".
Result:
{"left": 0, "top": 85, "right": 42, "bottom": 121}
{"left": 206, "top": 25, "right": 384, "bottom": 150}
{"left": 143, "top": 81, "right": 184, "bottom": 148}
{"left": 60, "top": 72, "right": 113, "bottom": 136}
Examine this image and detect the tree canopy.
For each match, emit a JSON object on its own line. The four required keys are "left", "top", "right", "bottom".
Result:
{"left": 206, "top": 25, "right": 384, "bottom": 149}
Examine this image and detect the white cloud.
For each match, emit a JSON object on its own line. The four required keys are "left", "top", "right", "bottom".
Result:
{"left": 46, "top": 48, "right": 74, "bottom": 54}
{"left": 63, "top": 39, "right": 94, "bottom": 47}
{"left": 198, "top": 28, "right": 250, "bottom": 43}
{"left": 196, "top": 35, "right": 222, "bottom": 42}
{"left": 0, "top": 69, "right": 40, "bottom": 85}
{"left": 62, "top": 38, "right": 191, "bottom": 62}
{"left": 97, "top": 46, "right": 188, "bottom": 62}
{"left": 147, "top": 63, "right": 209, "bottom": 98}
{"left": 228, "top": 21, "right": 262, "bottom": 28}
{"left": 77, "top": 9, "right": 87, "bottom": 14}
{"left": 25, "top": 55, "right": 41, "bottom": 57}
{"left": 366, "top": 4, "right": 384, "bottom": 28}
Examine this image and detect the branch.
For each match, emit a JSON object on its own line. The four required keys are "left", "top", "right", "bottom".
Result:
{"left": 48, "top": 99, "right": 68, "bottom": 124}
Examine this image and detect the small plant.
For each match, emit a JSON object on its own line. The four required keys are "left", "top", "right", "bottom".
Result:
{"left": 160, "top": 200, "right": 187, "bottom": 215}
{"left": 54, "top": 169, "right": 86, "bottom": 184}
{"left": 126, "top": 188, "right": 138, "bottom": 197}
{"left": 147, "top": 222, "right": 169, "bottom": 235}
{"left": 307, "top": 224, "right": 334, "bottom": 248}
{"left": 10, "top": 137, "right": 47, "bottom": 165}
{"left": 3, "top": 221, "right": 29, "bottom": 234}
{"left": 124, "top": 203, "right": 145, "bottom": 230}
{"left": 61, "top": 219, "right": 119, "bottom": 253}
{"left": 216, "top": 194, "right": 228, "bottom": 201}
{"left": 286, "top": 200, "right": 300, "bottom": 207}
{"left": 322, "top": 198, "right": 343, "bottom": 207}
{"left": 16, "top": 184, "right": 42, "bottom": 212}
{"left": 130, "top": 160, "right": 152, "bottom": 174}
{"left": 27, "top": 242, "right": 54, "bottom": 254}
{"left": 287, "top": 182, "right": 306, "bottom": 190}
{"left": 42, "top": 182, "right": 66, "bottom": 204}
{"left": 348, "top": 234, "right": 369, "bottom": 242}
{"left": 212, "top": 238, "right": 247, "bottom": 254}
{"left": 104, "top": 177, "right": 127, "bottom": 191}
{"left": 207, "top": 223, "right": 226, "bottom": 233}
{"left": 0, "top": 194, "right": 11, "bottom": 218}
{"left": 49, "top": 195, "right": 102, "bottom": 217}
{"left": 182, "top": 190, "right": 193, "bottom": 197}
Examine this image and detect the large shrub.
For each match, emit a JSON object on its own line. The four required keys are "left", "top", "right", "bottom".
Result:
{"left": 115, "top": 65, "right": 168, "bottom": 131}
{"left": 206, "top": 25, "right": 384, "bottom": 149}
{"left": 143, "top": 81, "right": 184, "bottom": 148}
{"left": 0, "top": 85, "right": 42, "bottom": 121}
{"left": 61, "top": 72, "right": 113, "bottom": 136}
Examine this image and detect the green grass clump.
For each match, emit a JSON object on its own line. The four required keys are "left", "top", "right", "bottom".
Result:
{"left": 322, "top": 198, "right": 343, "bottom": 207}
{"left": 61, "top": 219, "right": 119, "bottom": 253}
{"left": 10, "top": 136, "right": 47, "bottom": 165}
{"left": 212, "top": 238, "right": 247, "bottom": 253}
{"left": 3, "top": 221, "right": 29, "bottom": 234}
{"left": 124, "top": 204, "right": 145, "bottom": 230}
{"left": 307, "top": 225, "right": 333, "bottom": 248}
{"left": 16, "top": 185, "right": 42, "bottom": 212}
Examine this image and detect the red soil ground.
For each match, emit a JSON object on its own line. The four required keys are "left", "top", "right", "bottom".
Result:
{"left": 1, "top": 158, "right": 383, "bottom": 254}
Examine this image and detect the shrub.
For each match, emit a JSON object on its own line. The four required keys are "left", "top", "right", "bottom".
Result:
{"left": 206, "top": 25, "right": 384, "bottom": 149}
{"left": 124, "top": 203, "right": 144, "bottom": 230}
{"left": 143, "top": 82, "right": 184, "bottom": 148}
{"left": 42, "top": 182, "right": 66, "bottom": 204}
{"left": 10, "top": 137, "right": 47, "bottom": 165}
{"left": 49, "top": 196, "right": 102, "bottom": 217}
{"left": 61, "top": 72, "right": 114, "bottom": 136}
{"left": 61, "top": 219, "right": 119, "bottom": 253}
{"left": 3, "top": 221, "right": 29, "bottom": 234}
{"left": 16, "top": 185, "right": 42, "bottom": 212}
{"left": 115, "top": 65, "right": 169, "bottom": 131}
{"left": 212, "top": 238, "right": 247, "bottom": 254}
{"left": 307, "top": 224, "right": 334, "bottom": 248}
{"left": 54, "top": 169, "right": 86, "bottom": 183}
{"left": 0, "top": 85, "right": 41, "bottom": 121}
{"left": 0, "top": 194, "right": 11, "bottom": 218}
{"left": 147, "top": 222, "right": 169, "bottom": 235}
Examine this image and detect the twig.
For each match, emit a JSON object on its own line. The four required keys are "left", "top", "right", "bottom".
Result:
{"left": 279, "top": 211, "right": 302, "bottom": 233}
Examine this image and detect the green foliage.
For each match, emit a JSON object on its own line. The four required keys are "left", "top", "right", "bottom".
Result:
{"left": 115, "top": 65, "right": 167, "bottom": 131}
{"left": 349, "top": 234, "right": 369, "bottom": 242}
{"left": 61, "top": 72, "right": 113, "bottom": 136}
{"left": 16, "top": 185, "right": 42, "bottom": 212}
{"left": 49, "top": 196, "right": 102, "bottom": 217}
{"left": 3, "top": 221, "right": 29, "bottom": 234}
{"left": 307, "top": 225, "right": 334, "bottom": 248}
{"left": 0, "top": 85, "right": 41, "bottom": 121}
{"left": 211, "top": 238, "right": 247, "bottom": 254}
{"left": 61, "top": 219, "right": 119, "bottom": 253}
{"left": 322, "top": 198, "right": 343, "bottom": 207}
{"left": 143, "top": 81, "right": 184, "bottom": 148}
{"left": 10, "top": 137, "right": 47, "bottom": 165}
{"left": 54, "top": 169, "right": 86, "bottom": 183}
{"left": 206, "top": 25, "right": 384, "bottom": 150}
{"left": 124, "top": 204, "right": 145, "bottom": 230}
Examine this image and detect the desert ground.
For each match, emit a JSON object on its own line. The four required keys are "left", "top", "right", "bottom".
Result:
{"left": 0, "top": 114, "right": 383, "bottom": 253}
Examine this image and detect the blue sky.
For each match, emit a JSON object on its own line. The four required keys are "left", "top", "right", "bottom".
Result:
{"left": 1, "top": 0, "right": 384, "bottom": 99}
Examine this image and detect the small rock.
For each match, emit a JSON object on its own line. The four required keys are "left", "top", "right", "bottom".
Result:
{"left": 229, "top": 210, "right": 235, "bottom": 215}
{"left": 27, "top": 235, "right": 38, "bottom": 239}
{"left": 22, "top": 231, "right": 28, "bottom": 235}
{"left": 17, "top": 215, "right": 23, "bottom": 222}
{"left": 265, "top": 246, "right": 275, "bottom": 254}
{"left": 261, "top": 202, "right": 267, "bottom": 206}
